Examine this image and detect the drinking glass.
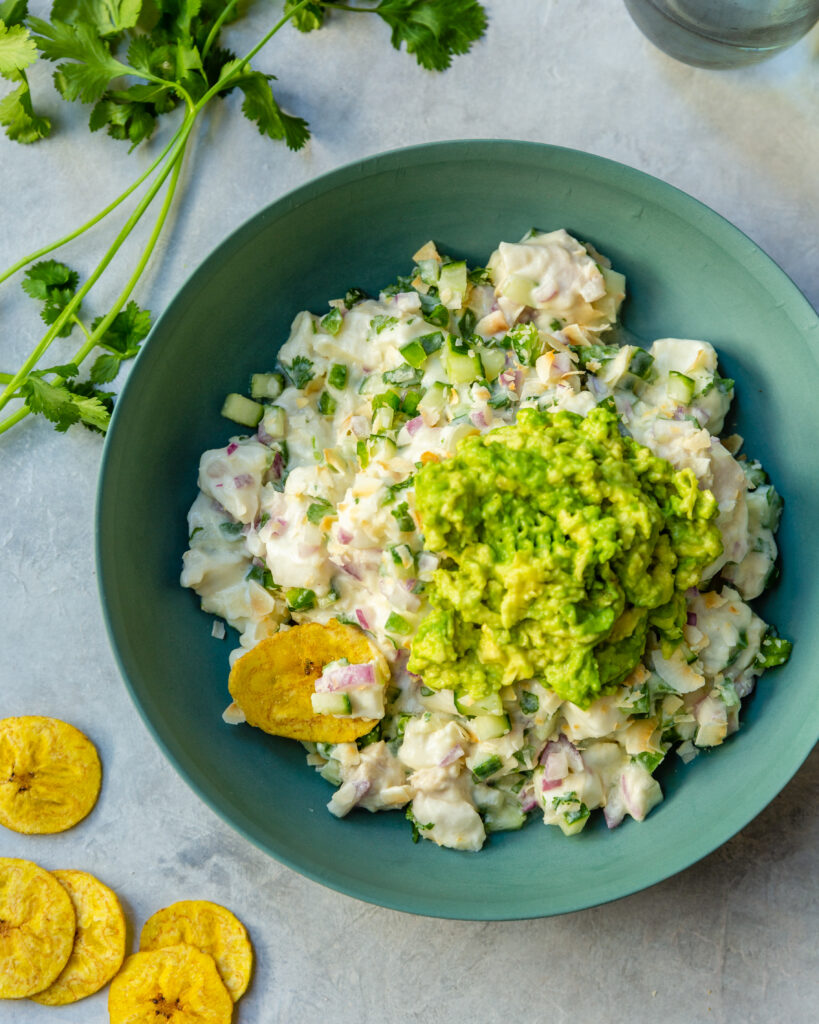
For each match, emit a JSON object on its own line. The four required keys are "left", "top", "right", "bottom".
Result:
{"left": 624, "top": 0, "right": 819, "bottom": 68}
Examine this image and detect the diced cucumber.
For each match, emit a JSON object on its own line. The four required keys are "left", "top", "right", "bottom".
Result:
{"left": 261, "top": 405, "right": 286, "bottom": 439}
{"left": 455, "top": 691, "right": 504, "bottom": 717}
{"left": 250, "top": 372, "right": 284, "bottom": 401}
{"left": 471, "top": 714, "right": 511, "bottom": 740}
{"left": 483, "top": 799, "right": 526, "bottom": 833}
{"left": 594, "top": 267, "right": 626, "bottom": 322}
{"left": 438, "top": 260, "right": 468, "bottom": 309}
{"left": 311, "top": 692, "right": 352, "bottom": 716}
{"left": 383, "top": 364, "right": 423, "bottom": 387}
{"left": 476, "top": 346, "right": 506, "bottom": 381}
{"left": 628, "top": 348, "right": 655, "bottom": 380}
{"left": 416, "top": 258, "right": 440, "bottom": 286}
{"left": 222, "top": 393, "right": 264, "bottom": 427}
{"left": 400, "top": 339, "right": 428, "bottom": 369}
{"left": 471, "top": 755, "right": 504, "bottom": 781}
{"left": 500, "top": 274, "right": 536, "bottom": 306}
{"left": 418, "top": 381, "right": 449, "bottom": 414}
{"left": 372, "top": 405, "right": 394, "bottom": 431}
{"left": 668, "top": 370, "right": 696, "bottom": 404}
{"left": 443, "top": 336, "right": 483, "bottom": 384}
{"left": 368, "top": 434, "right": 398, "bottom": 462}
{"left": 401, "top": 389, "right": 423, "bottom": 417}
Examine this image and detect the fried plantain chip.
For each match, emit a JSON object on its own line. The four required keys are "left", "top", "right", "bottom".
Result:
{"left": 228, "top": 619, "right": 388, "bottom": 743}
{"left": 0, "top": 857, "right": 76, "bottom": 999}
{"left": 0, "top": 716, "right": 102, "bottom": 834}
{"left": 108, "top": 944, "right": 233, "bottom": 1024}
{"left": 139, "top": 900, "right": 252, "bottom": 1002}
{"left": 31, "top": 869, "right": 126, "bottom": 1006}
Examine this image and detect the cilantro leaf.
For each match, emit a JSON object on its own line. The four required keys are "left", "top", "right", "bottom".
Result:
{"left": 89, "top": 92, "right": 157, "bottom": 147}
{"left": 89, "top": 352, "right": 122, "bottom": 384}
{"left": 29, "top": 16, "right": 133, "bottom": 103}
{"left": 0, "top": 19, "right": 37, "bottom": 79}
{"left": 50, "top": 0, "right": 142, "bottom": 38}
{"left": 0, "top": 70, "right": 51, "bottom": 142}
{"left": 285, "top": 0, "right": 326, "bottom": 32}
{"left": 0, "top": 1, "right": 29, "bottom": 28}
{"left": 92, "top": 299, "right": 152, "bottom": 354}
{"left": 374, "top": 0, "right": 487, "bottom": 72}
{"left": 284, "top": 355, "right": 315, "bottom": 389}
{"left": 22, "top": 260, "right": 80, "bottom": 337}
{"left": 20, "top": 369, "right": 114, "bottom": 433}
{"left": 235, "top": 70, "right": 310, "bottom": 151}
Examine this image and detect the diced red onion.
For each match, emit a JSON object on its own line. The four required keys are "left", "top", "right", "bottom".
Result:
{"left": 234, "top": 474, "right": 254, "bottom": 488}
{"left": 553, "top": 351, "right": 572, "bottom": 375}
{"left": 394, "top": 648, "right": 409, "bottom": 670}
{"left": 406, "top": 416, "right": 424, "bottom": 436}
{"left": 342, "top": 563, "right": 362, "bottom": 581}
{"left": 604, "top": 800, "right": 625, "bottom": 829}
{"left": 620, "top": 773, "right": 641, "bottom": 819}
{"left": 211, "top": 499, "right": 228, "bottom": 515}
{"left": 539, "top": 742, "right": 568, "bottom": 782}
{"left": 337, "top": 529, "right": 353, "bottom": 545}
{"left": 686, "top": 587, "right": 700, "bottom": 599}
{"left": 520, "top": 795, "right": 538, "bottom": 812}
{"left": 257, "top": 423, "right": 273, "bottom": 446}
{"left": 438, "top": 745, "right": 464, "bottom": 768}
{"left": 267, "top": 517, "right": 288, "bottom": 536}
{"left": 735, "top": 677, "right": 755, "bottom": 699}
{"left": 687, "top": 612, "right": 697, "bottom": 626}
{"left": 226, "top": 442, "right": 238, "bottom": 455}
{"left": 544, "top": 735, "right": 584, "bottom": 773}
{"left": 298, "top": 544, "right": 321, "bottom": 559}
{"left": 271, "top": 452, "right": 285, "bottom": 480}
{"left": 470, "top": 410, "right": 488, "bottom": 429}
{"left": 403, "top": 578, "right": 417, "bottom": 591}
{"left": 353, "top": 780, "right": 371, "bottom": 801}
{"left": 355, "top": 609, "right": 370, "bottom": 630}
{"left": 316, "top": 662, "right": 377, "bottom": 691}
{"left": 541, "top": 776, "right": 562, "bottom": 792}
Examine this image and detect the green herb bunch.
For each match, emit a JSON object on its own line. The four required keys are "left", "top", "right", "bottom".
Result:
{"left": 0, "top": 0, "right": 487, "bottom": 435}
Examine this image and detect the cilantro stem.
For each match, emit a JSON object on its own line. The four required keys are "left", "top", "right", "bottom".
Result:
{"left": 201, "top": 0, "right": 240, "bottom": 61}
{"left": 0, "top": 122, "right": 187, "bottom": 290}
{"left": 199, "top": 0, "right": 313, "bottom": 103}
{"left": 0, "top": 114, "right": 196, "bottom": 415}
{"left": 0, "top": 144, "right": 189, "bottom": 436}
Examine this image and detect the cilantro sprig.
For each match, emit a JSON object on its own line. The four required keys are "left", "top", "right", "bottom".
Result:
{"left": 0, "top": 0, "right": 487, "bottom": 437}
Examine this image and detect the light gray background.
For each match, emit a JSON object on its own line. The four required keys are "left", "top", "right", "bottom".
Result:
{"left": 1, "top": 2, "right": 817, "bottom": 1021}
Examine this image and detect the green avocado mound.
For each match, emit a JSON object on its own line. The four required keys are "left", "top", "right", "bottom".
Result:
{"left": 408, "top": 404, "right": 722, "bottom": 708}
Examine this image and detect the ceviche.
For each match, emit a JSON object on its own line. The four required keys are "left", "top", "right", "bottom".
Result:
{"left": 181, "top": 229, "right": 791, "bottom": 851}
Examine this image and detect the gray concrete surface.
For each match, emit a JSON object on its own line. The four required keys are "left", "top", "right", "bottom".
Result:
{"left": 1, "top": 2, "right": 817, "bottom": 1021}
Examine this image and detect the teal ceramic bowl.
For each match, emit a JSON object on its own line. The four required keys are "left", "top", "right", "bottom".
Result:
{"left": 97, "top": 141, "right": 819, "bottom": 920}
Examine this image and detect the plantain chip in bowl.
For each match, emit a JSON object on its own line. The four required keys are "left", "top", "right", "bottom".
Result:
{"left": 0, "top": 716, "right": 102, "bottom": 834}
{"left": 108, "top": 944, "right": 233, "bottom": 1024}
{"left": 228, "top": 618, "right": 388, "bottom": 744}
{"left": 31, "top": 869, "right": 126, "bottom": 1006}
{"left": 139, "top": 900, "right": 252, "bottom": 1003}
{"left": 0, "top": 857, "right": 76, "bottom": 999}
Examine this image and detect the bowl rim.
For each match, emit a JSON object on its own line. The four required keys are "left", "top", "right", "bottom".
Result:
{"left": 96, "top": 138, "right": 819, "bottom": 920}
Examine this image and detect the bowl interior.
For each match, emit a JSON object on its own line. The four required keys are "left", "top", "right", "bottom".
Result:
{"left": 98, "top": 141, "right": 819, "bottom": 919}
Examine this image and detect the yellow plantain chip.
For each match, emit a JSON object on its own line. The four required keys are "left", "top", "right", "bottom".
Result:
{"left": 31, "top": 869, "right": 127, "bottom": 1006}
{"left": 228, "top": 618, "right": 388, "bottom": 743}
{"left": 0, "top": 716, "right": 102, "bottom": 834}
{"left": 139, "top": 900, "right": 252, "bottom": 1002}
{"left": 0, "top": 857, "right": 76, "bottom": 999}
{"left": 108, "top": 944, "right": 233, "bottom": 1024}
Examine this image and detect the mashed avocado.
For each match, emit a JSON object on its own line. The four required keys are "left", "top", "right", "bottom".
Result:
{"left": 408, "top": 404, "right": 722, "bottom": 708}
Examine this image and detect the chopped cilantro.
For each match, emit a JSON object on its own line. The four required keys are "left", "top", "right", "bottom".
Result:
{"left": 285, "top": 355, "right": 315, "bottom": 389}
